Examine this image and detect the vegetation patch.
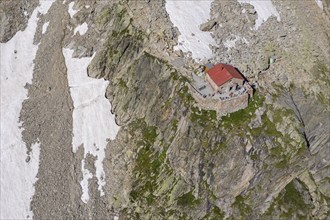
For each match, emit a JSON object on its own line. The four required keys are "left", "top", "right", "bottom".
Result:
{"left": 221, "top": 92, "right": 264, "bottom": 129}
{"left": 190, "top": 106, "right": 217, "bottom": 125}
{"left": 314, "top": 60, "right": 330, "bottom": 106}
{"left": 129, "top": 119, "right": 171, "bottom": 208}
{"left": 178, "top": 85, "right": 195, "bottom": 107}
{"left": 250, "top": 151, "right": 259, "bottom": 161}
{"left": 117, "top": 78, "right": 128, "bottom": 89}
{"left": 315, "top": 60, "right": 330, "bottom": 88}
{"left": 275, "top": 159, "right": 288, "bottom": 169}
{"left": 171, "top": 119, "right": 179, "bottom": 132}
{"left": 202, "top": 206, "right": 225, "bottom": 220}
{"left": 232, "top": 195, "right": 252, "bottom": 218}
{"left": 176, "top": 191, "right": 201, "bottom": 207}
{"left": 264, "top": 180, "right": 313, "bottom": 219}
{"left": 170, "top": 70, "right": 179, "bottom": 81}
{"left": 282, "top": 181, "right": 308, "bottom": 210}
{"left": 96, "top": 7, "right": 112, "bottom": 27}
{"left": 209, "top": 140, "right": 227, "bottom": 156}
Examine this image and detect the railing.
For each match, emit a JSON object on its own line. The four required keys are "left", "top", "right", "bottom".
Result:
{"left": 190, "top": 82, "right": 252, "bottom": 102}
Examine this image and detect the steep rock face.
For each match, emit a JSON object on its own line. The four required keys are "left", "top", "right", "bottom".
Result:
{"left": 86, "top": 0, "right": 330, "bottom": 219}
{"left": 204, "top": 1, "right": 330, "bottom": 218}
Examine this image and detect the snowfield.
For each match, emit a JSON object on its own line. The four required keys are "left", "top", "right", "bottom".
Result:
{"left": 238, "top": 0, "right": 281, "bottom": 29}
{"left": 0, "top": 1, "right": 54, "bottom": 219}
{"left": 68, "top": 2, "right": 78, "bottom": 18}
{"left": 165, "top": 0, "right": 281, "bottom": 59}
{"left": 42, "top": 21, "right": 49, "bottom": 34}
{"left": 63, "top": 48, "right": 120, "bottom": 203}
{"left": 74, "top": 22, "right": 88, "bottom": 35}
{"left": 223, "top": 35, "right": 249, "bottom": 49}
{"left": 165, "top": 0, "right": 215, "bottom": 61}
{"left": 315, "top": 0, "right": 323, "bottom": 9}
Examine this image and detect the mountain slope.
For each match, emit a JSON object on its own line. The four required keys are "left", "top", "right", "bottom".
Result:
{"left": 0, "top": 0, "right": 329, "bottom": 219}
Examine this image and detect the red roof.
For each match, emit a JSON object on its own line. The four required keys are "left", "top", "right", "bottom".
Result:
{"left": 206, "top": 63, "right": 244, "bottom": 87}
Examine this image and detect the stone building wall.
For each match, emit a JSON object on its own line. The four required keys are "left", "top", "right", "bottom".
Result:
{"left": 189, "top": 84, "right": 250, "bottom": 116}
{"left": 205, "top": 75, "right": 244, "bottom": 93}
{"left": 205, "top": 74, "right": 218, "bottom": 91}
{"left": 220, "top": 93, "right": 249, "bottom": 114}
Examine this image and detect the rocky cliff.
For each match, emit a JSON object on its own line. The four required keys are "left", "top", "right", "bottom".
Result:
{"left": 87, "top": 1, "right": 330, "bottom": 219}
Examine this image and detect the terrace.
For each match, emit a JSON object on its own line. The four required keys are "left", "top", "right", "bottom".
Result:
{"left": 191, "top": 72, "right": 251, "bottom": 101}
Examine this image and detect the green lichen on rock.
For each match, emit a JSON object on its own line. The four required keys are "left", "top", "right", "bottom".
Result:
{"left": 96, "top": 2, "right": 131, "bottom": 31}
{"left": 128, "top": 119, "right": 170, "bottom": 212}
{"left": 176, "top": 191, "right": 201, "bottom": 207}
{"left": 263, "top": 180, "right": 315, "bottom": 219}
{"left": 191, "top": 107, "right": 217, "bottom": 125}
{"left": 314, "top": 60, "right": 330, "bottom": 107}
{"left": 221, "top": 92, "right": 264, "bottom": 129}
{"left": 232, "top": 195, "right": 253, "bottom": 219}
{"left": 201, "top": 206, "right": 225, "bottom": 220}
{"left": 96, "top": 7, "right": 112, "bottom": 27}
{"left": 178, "top": 84, "right": 195, "bottom": 108}
{"left": 89, "top": 3, "right": 147, "bottom": 80}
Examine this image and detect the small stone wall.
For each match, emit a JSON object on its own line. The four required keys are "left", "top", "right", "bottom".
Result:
{"left": 221, "top": 93, "right": 249, "bottom": 114}
{"left": 188, "top": 84, "right": 250, "bottom": 116}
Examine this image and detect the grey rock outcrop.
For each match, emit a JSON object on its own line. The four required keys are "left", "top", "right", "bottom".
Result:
{"left": 199, "top": 19, "right": 217, "bottom": 32}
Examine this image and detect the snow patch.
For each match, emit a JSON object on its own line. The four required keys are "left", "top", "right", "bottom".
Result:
{"left": 315, "top": 0, "right": 323, "bottom": 9}
{"left": 238, "top": 0, "right": 281, "bottom": 29}
{"left": 85, "top": 5, "right": 90, "bottom": 9}
{"left": 223, "top": 36, "right": 248, "bottom": 49}
{"left": 80, "top": 159, "right": 93, "bottom": 203}
{"left": 224, "top": 36, "right": 240, "bottom": 49}
{"left": 74, "top": 22, "right": 88, "bottom": 35}
{"left": 38, "top": 0, "right": 55, "bottom": 15}
{"left": 68, "top": 2, "right": 78, "bottom": 18}
{"left": 165, "top": 0, "right": 215, "bottom": 61}
{"left": 0, "top": 1, "right": 54, "bottom": 219}
{"left": 42, "top": 21, "right": 49, "bottom": 34}
{"left": 63, "top": 48, "right": 120, "bottom": 203}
